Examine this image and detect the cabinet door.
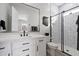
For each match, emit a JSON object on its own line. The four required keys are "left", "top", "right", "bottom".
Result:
{"left": 0, "top": 41, "right": 11, "bottom": 56}
{"left": 36, "top": 38, "right": 46, "bottom": 56}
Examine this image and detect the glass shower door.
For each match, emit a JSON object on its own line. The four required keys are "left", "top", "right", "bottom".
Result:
{"left": 64, "top": 9, "right": 79, "bottom": 55}
{"left": 50, "top": 3, "right": 79, "bottom": 56}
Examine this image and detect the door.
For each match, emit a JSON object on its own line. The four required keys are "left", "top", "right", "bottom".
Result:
{"left": 0, "top": 41, "right": 11, "bottom": 56}
{"left": 36, "top": 37, "right": 46, "bottom": 56}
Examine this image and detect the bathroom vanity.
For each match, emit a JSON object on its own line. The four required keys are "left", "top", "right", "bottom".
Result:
{"left": 0, "top": 3, "right": 50, "bottom": 56}
{"left": 0, "top": 32, "right": 49, "bottom": 56}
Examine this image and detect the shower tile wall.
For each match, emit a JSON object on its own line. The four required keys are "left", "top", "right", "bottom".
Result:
{"left": 51, "top": 4, "right": 61, "bottom": 45}
{"left": 52, "top": 15, "right": 61, "bottom": 45}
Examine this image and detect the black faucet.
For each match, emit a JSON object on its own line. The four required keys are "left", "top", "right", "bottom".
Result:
{"left": 20, "top": 30, "right": 28, "bottom": 37}
{"left": 23, "top": 30, "right": 25, "bottom": 36}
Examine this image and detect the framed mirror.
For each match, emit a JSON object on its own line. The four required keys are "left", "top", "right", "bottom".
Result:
{"left": 0, "top": 3, "right": 40, "bottom": 33}
{"left": 42, "top": 16, "right": 48, "bottom": 26}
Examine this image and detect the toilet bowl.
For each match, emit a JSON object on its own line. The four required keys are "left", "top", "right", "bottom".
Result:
{"left": 47, "top": 42, "right": 58, "bottom": 56}
{"left": 47, "top": 42, "right": 58, "bottom": 49}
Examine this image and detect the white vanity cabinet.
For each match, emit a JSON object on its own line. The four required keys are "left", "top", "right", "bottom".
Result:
{"left": 0, "top": 41, "right": 11, "bottom": 56}
{"left": 0, "top": 33, "right": 49, "bottom": 56}
{"left": 35, "top": 37, "right": 46, "bottom": 56}
{"left": 12, "top": 37, "right": 35, "bottom": 56}
{"left": 12, "top": 36, "right": 47, "bottom": 56}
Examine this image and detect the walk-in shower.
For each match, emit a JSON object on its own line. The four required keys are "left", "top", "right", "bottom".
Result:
{"left": 50, "top": 3, "right": 79, "bottom": 56}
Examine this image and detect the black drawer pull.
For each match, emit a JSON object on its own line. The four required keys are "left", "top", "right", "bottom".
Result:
{"left": 26, "top": 54, "right": 29, "bottom": 56}
{"left": 0, "top": 47, "right": 5, "bottom": 50}
{"left": 22, "top": 48, "right": 29, "bottom": 52}
{"left": 39, "top": 40, "right": 43, "bottom": 42}
{"left": 22, "top": 43, "right": 30, "bottom": 45}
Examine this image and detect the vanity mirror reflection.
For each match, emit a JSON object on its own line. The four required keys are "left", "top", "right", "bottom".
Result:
{"left": 0, "top": 3, "right": 40, "bottom": 33}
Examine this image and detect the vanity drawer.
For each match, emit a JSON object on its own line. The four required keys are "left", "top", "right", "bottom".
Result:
{"left": 12, "top": 41, "right": 31, "bottom": 49}
{"left": 0, "top": 42, "right": 11, "bottom": 53}
{"left": 13, "top": 47, "right": 31, "bottom": 56}
{"left": 0, "top": 41, "right": 11, "bottom": 56}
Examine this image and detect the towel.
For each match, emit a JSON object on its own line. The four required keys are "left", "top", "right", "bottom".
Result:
{"left": 76, "top": 15, "right": 79, "bottom": 50}
{"left": 0, "top": 20, "right": 6, "bottom": 30}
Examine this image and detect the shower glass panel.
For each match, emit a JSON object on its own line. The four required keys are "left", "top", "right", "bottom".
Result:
{"left": 63, "top": 7, "right": 79, "bottom": 55}
{"left": 50, "top": 3, "right": 62, "bottom": 50}
{"left": 51, "top": 14, "right": 61, "bottom": 50}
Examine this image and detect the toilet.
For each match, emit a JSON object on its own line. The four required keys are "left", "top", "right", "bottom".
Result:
{"left": 47, "top": 42, "right": 58, "bottom": 56}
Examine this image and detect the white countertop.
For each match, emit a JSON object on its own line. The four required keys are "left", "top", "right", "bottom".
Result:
{"left": 0, "top": 32, "right": 49, "bottom": 42}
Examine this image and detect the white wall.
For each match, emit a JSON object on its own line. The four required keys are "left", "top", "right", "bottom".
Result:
{"left": 39, "top": 4, "right": 50, "bottom": 34}
{"left": 39, "top": 4, "right": 59, "bottom": 35}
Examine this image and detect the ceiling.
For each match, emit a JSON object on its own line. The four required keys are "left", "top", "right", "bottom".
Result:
{"left": 26, "top": 3, "right": 50, "bottom": 9}
{"left": 52, "top": 3, "right": 65, "bottom": 7}
{"left": 26, "top": 3, "right": 65, "bottom": 9}
{"left": 11, "top": 3, "right": 65, "bottom": 16}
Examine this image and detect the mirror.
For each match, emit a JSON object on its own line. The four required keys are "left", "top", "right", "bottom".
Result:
{"left": 42, "top": 16, "right": 48, "bottom": 26}
{"left": 0, "top": 3, "right": 40, "bottom": 32}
